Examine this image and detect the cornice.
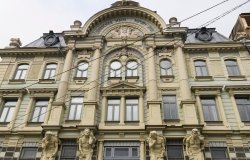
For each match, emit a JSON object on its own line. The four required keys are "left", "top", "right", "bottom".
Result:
{"left": 184, "top": 42, "right": 246, "bottom": 51}
{"left": 0, "top": 47, "right": 67, "bottom": 55}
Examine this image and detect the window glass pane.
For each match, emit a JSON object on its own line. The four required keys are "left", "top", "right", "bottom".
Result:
{"left": 110, "top": 61, "right": 121, "bottom": 70}
{"left": 160, "top": 60, "right": 171, "bottom": 69}
{"left": 19, "top": 64, "right": 29, "bottom": 69}
{"left": 201, "top": 98, "right": 219, "bottom": 121}
{"left": 46, "top": 64, "right": 57, "bottom": 69}
{"left": 68, "top": 105, "right": 76, "bottom": 120}
{"left": 39, "top": 107, "right": 47, "bottom": 122}
{"left": 132, "top": 106, "right": 138, "bottom": 121}
{"left": 127, "top": 61, "right": 137, "bottom": 69}
{"left": 31, "top": 107, "right": 40, "bottom": 122}
{"left": 78, "top": 62, "right": 88, "bottom": 70}
{"left": 163, "top": 96, "right": 178, "bottom": 119}
{"left": 126, "top": 105, "right": 132, "bottom": 121}
{"left": 0, "top": 108, "right": 8, "bottom": 122}
{"left": 211, "top": 147, "right": 229, "bottom": 159}
{"left": 132, "top": 148, "right": 138, "bottom": 157}
{"left": 105, "top": 148, "right": 112, "bottom": 157}
{"left": 20, "top": 147, "right": 37, "bottom": 159}
{"left": 107, "top": 106, "right": 113, "bottom": 121}
{"left": 235, "top": 96, "right": 250, "bottom": 121}
{"left": 114, "top": 148, "right": 129, "bottom": 157}
{"left": 71, "top": 97, "right": 83, "bottom": 103}
{"left": 113, "top": 106, "right": 119, "bottom": 121}
{"left": 75, "top": 105, "right": 82, "bottom": 120}
{"left": 5, "top": 107, "right": 14, "bottom": 122}
{"left": 61, "top": 146, "right": 77, "bottom": 157}
{"left": 20, "top": 70, "right": 27, "bottom": 79}
{"left": 108, "top": 99, "right": 120, "bottom": 105}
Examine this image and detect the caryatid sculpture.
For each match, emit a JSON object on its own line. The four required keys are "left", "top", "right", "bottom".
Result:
{"left": 78, "top": 128, "right": 96, "bottom": 160}
{"left": 146, "top": 131, "right": 166, "bottom": 160}
{"left": 41, "top": 131, "right": 59, "bottom": 160}
{"left": 184, "top": 128, "right": 204, "bottom": 160}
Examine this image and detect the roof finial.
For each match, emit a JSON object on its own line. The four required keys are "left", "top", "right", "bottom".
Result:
{"left": 122, "top": 0, "right": 127, "bottom": 5}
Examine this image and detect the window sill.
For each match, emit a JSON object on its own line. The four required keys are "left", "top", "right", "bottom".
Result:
{"left": 163, "top": 119, "right": 180, "bottom": 122}
{"left": 73, "top": 77, "right": 87, "bottom": 84}
{"left": 39, "top": 79, "right": 55, "bottom": 84}
{"left": 228, "top": 75, "right": 246, "bottom": 81}
{"left": 125, "top": 76, "right": 139, "bottom": 83}
{"left": 125, "top": 120, "right": 139, "bottom": 123}
{"left": 9, "top": 79, "right": 26, "bottom": 84}
{"left": 195, "top": 76, "right": 213, "bottom": 81}
{"left": 0, "top": 122, "right": 9, "bottom": 126}
{"left": 105, "top": 121, "right": 120, "bottom": 124}
{"left": 242, "top": 121, "right": 250, "bottom": 126}
{"left": 108, "top": 77, "right": 122, "bottom": 84}
{"left": 205, "top": 121, "right": 223, "bottom": 126}
{"left": 160, "top": 75, "right": 175, "bottom": 82}
{"left": 65, "top": 120, "right": 81, "bottom": 122}
{"left": 27, "top": 122, "right": 43, "bottom": 126}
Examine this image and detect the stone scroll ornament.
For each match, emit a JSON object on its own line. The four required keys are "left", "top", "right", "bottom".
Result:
{"left": 78, "top": 128, "right": 96, "bottom": 160}
{"left": 183, "top": 128, "right": 205, "bottom": 160}
{"left": 41, "top": 131, "right": 59, "bottom": 160}
{"left": 146, "top": 131, "right": 166, "bottom": 160}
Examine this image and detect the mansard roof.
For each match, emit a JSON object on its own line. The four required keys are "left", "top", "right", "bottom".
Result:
{"left": 185, "top": 28, "right": 232, "bottom": 44}
{"left": 24, "top": 32, "right": 66, "bottom": 48}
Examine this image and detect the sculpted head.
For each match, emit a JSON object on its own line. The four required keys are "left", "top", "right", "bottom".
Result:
{"left": 82, "top": 128, "right": 91, "bottom": 137}
{"left": 191, "top": 128, "right": 199, "bottom": 137}
{"left": 150, "top": 131, "right": 157, "bottom": 139}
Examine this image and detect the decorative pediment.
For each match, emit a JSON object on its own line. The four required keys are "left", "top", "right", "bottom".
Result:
{"left": 106, "top": 25, "right": 143, "bottom": 39}
{"left": 101, "top": 82, "right": 145, "bottom": 96}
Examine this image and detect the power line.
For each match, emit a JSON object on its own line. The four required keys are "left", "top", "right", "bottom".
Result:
{"left": 8, "top": 0, "right": 241, "bottom": 129}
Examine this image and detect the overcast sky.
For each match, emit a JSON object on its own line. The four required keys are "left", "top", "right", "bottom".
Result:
{"left": 0, "top": 0, "right": 249, "bottom": 48}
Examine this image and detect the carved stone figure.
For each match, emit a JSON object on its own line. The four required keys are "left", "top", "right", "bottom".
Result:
{"left": 78, "top": 128, "right": 96, "bottom": 160}
{"left": 106, "top": 26, "right": 143, "bottom": 39}
{"left": 184, "top": 128, "right": 204, "bottom": 160}
{"left": 146, "top": 131, "right": 166, "bottom": 160}
{"left": 41, "top": 131, "right": 59, "bottom": 160}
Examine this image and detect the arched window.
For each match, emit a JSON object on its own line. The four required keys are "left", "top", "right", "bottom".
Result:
{"left": 126, "top": 60, "right": 138, "bottom": 77}
{"left": 194, "top": 60, "right": 208, "bottom": 76}
{"left": 160, "top": 59, "right": 172, "bottom": 76}
{"left": 225, "top": 59, "right": 240, "bottom": 76}
{"left": 76, "top": 62, "right": 88, "bottom": 78}
{"left": 110, "top": 60, "right": 122, "bottom": 77}
{"left": 14, "top": 64, "right": 29, "bottom": 79}
{"left": 43, "top": 63, "right": 57, "bottom": 79}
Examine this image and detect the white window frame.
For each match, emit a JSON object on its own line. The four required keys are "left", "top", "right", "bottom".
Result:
{"left": 43, "top": 63, "right": 57, "bottom": 79}
{"left": 0, "top": 99, "right": 17, "bottom": 122}
{"left": 68, "top": 97, "right": 84, "bottom": 120}
{"left": 14, "top": 64, "right": 29, "bottom": 80}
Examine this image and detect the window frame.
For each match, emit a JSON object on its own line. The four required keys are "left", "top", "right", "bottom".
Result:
{"left": 166, "top": 140, "right": 184, "bottom": 160}
{"left": 68, "top": 97, "right": 84, "bottom": 120}
{"left": 60, "top": 141, "right": 77, "bottom": 160}
{"left": 13, "top": 63, "right": 29, "bottom": 80}
{"left": 30, "top": 99, "right": 49, "bottom": 123}
{"left": 0, "top": 99, "right": 17, "bottom": 123}
{"left": 235, "top": 95, "right": 250, "bottom": 122}
{"left": 19, "top": 147, "right": 38, "bottom": 160}
{"left": 104, "top": 146, "right": 140, "bottom": 159}
{"left": 75, "top": 61, "right": 89, "bottom": 78}
{"left": 125, "top": 98, "right": 139, "bottom": 122}
{"left": 126, "top": 60, "right": 138, "bottom": 77}
{"left": 106, "top": 99, "right": 120, "bottom": 122}
{"left": 162, "top": 95, "right": 178, "bottom": 120}
{"left": 43, "top": 63, "right": 57, "bottom": 79}
{"left": 225, "top": 59, "right": 240, "bottom": 76}
{"left": 109, "top": 60, "right": 122, "bottom": 77}
{"left": 200, "top": 97, "right": 220, "bottom": 122}
{"left": 160, "top": 59, "right": 173, "bottom": 76}
{"left": 194, "top": 60, "right": 209, "bottom": 76}
{"left": 210, "top": 147, "right": 229, "bottom": 160}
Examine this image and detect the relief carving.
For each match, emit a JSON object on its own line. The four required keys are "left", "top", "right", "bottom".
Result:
{"left": 41, "top": 131, "right": 59, "bottom": 160}
{"left": 146, "top": 131, "right": 166, "bottom": 160}
{"left": 106, "top": 26, "right": 143, "bottom": 39}
{"left": 184, "top": 128, "right": 204, "bottom": 160}
{"left": 78, "top": 128, "right": 96, "bottom": 160}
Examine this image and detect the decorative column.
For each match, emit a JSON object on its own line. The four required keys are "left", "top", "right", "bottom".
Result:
{"left": 139, "top": 93, "right": 144, "bottom": 124}
{"left": 97, "top": 141, "right": 104, "bottom": 160}
{"left": 23, "top": 97, "right": 34, "bottom": 127}
{"left": 175, "top": 41, "right": 198, "bottom": 125}
{"left": 119, "top": 96, "right": 125, "bottom": 125}
{"left": 9, "top": 92, "right": 23, "bottom": 129}
{"left": 195, "top": 92, "right": 204, "bottom": 123}
{"left": 44, "top": 96, "right": 54, "bottom": 124}
{"left": 100, "top": 95, "right": 107, "bottom": 124}
{"left": 146, "top": 46, "right": 162, "bottom": 125}
{"left": 81, "top": 46, "right": 101, "bottom": 125}
{"left": 140, "top": 141, "right": 145, "bottom": 160}
{"left": 47, "top": 44, "right": 74, "bottom": 126}
{"left": 216, "top": 91, "right": 229, "bottom": 127}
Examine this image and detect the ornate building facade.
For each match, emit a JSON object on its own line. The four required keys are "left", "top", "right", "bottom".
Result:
{"left": 0, "top": 1, "right": 250, "bottom": 159}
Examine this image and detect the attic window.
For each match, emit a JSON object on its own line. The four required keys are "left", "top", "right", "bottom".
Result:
{"left": 44, "top": 31, "right": 59, "bottom": 47}
{"left": 195, "top": 27, "right": 212, "bottom": 41}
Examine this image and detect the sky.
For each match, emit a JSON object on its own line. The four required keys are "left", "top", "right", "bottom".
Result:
{"left": 0, "top": 0, "right": 249, "bottom": 48}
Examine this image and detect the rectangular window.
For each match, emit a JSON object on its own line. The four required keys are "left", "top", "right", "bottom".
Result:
{"left": 104, "top": 145, "right": 139, "bottom": 160}
{"left": 235, "top": 96, "right": 250, "bottom": 122}
{"left": 43, "top": 64, "right": 57, "bottom": 79}
{"left": 194, "top": 60, "right": 208, "bottom": 76}
{"left": 60, "top": 141, "right": 77, "bottom": 160}
{"left": 20, "top": 147, "right": 37, "bottom": 160}
{"left": 163, "top": 96, "right": 178, "bottom": 120}
{"left": 68, "top": 97, "right": 84, "bottom": 120}
{"left": 210, "top": 147, "right": 229, "bottom": 160}
{"left": 0, "top": 100, "right": 17, "bottom": 122}
{"left": 14, "top": 64, "right": 29, "bottom": 80}
{"left": 225, "top": 60, "right": 240, "bottom": 76}
{"left": 31, "top": 100, "right": 48, "bottom": 122}
{"left": 166, "top": 140, "right": 184, "bottom": 160}
{"left": 107, "top": 99, "right": 120, "bottom": 121}
{"left": 126, "top": 99, "right": 139, "bottom": 121}
{"left": 201, "top": 97, "right": 219, "bottom": 121}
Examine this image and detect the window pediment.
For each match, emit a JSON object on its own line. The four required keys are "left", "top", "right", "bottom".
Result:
{"left": 101, "top": 82, "right": 145, "bottom": 95}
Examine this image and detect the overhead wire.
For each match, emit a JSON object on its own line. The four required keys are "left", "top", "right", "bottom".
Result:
{"left": 9, "top": 0, "right": 247, "bottom": 129}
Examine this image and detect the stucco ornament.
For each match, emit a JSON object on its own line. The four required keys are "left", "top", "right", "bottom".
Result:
{"left": 184, "top": 128, "right": 204, "bottom": 160}
{"left": 146, "top": 131, "right": 166, "bottom": 160}
{"left": 78, "top": 128, "right": 96, "bottom": 160}
{"left": 106, "top": 26, "right": 143, "bottom": 39}
{"left": 41, "top": 131, "right": 59, "bottom": 160}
